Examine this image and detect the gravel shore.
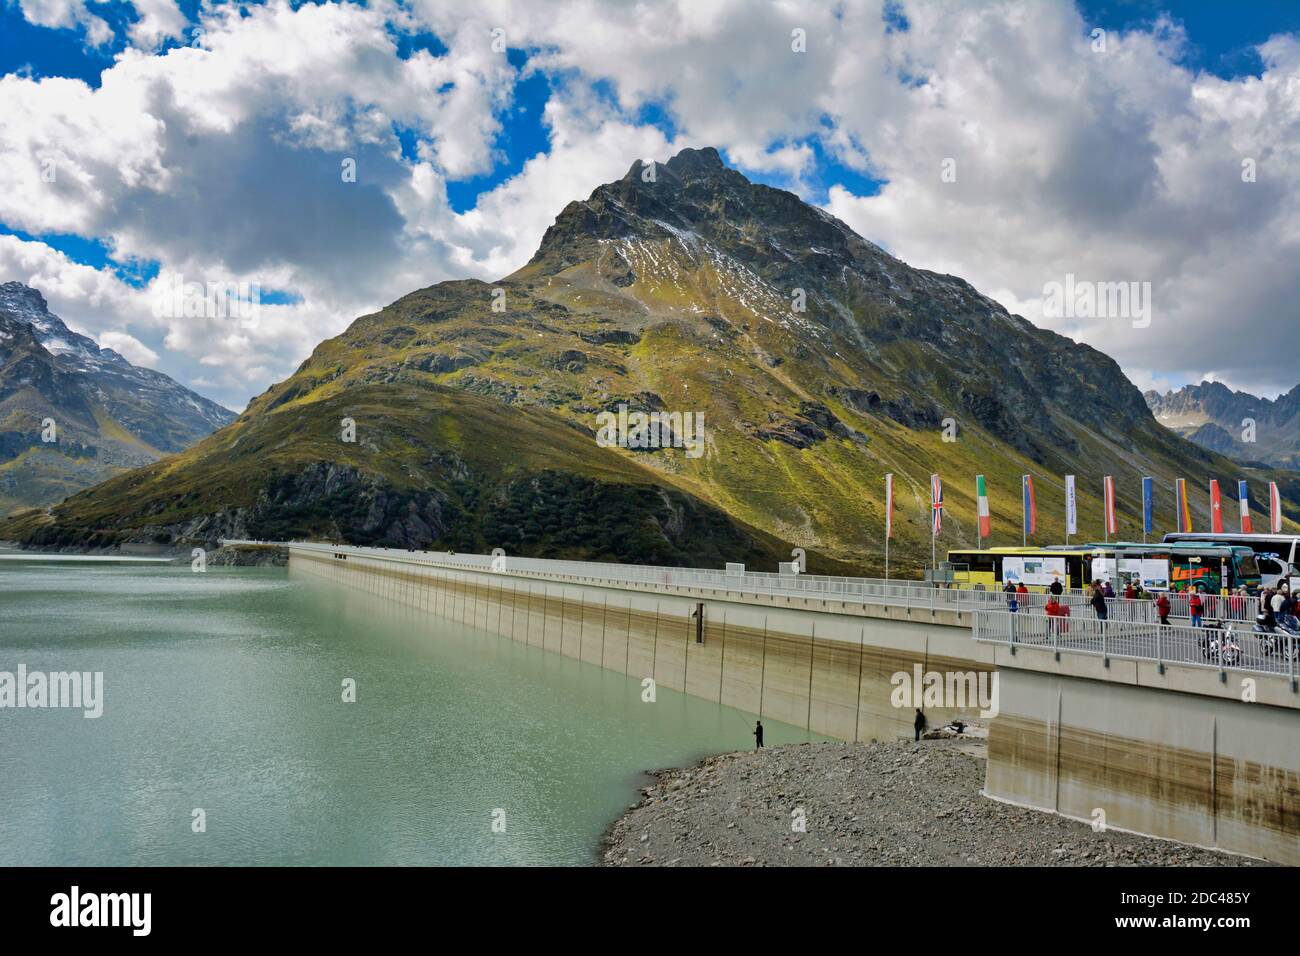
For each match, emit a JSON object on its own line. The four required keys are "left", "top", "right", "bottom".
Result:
{"left": 600, "top": 739, "right": 1256, "bottom": 867}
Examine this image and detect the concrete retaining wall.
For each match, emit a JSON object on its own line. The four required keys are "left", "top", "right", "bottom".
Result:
{"left": 987, "top": 665, "right": 1300, "bottom": 864}
{"left": 289, "top": 547, "right": 996, "bottom": 743}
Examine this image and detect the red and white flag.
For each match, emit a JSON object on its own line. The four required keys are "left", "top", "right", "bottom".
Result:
{"left": 1209, "top": 479, "right": 1224, "bottom": 534}
{"left": 1270, "top": 481, "right": 1283, "bottom": 533}
{"left": 884, "top": 473, "right": 894, "bottom": 539}
{"left": 1103, "top": 475, "right": 1117, "bottom": 535}
{"left": 930, "top": 474, "right": 943, "bottom": 536}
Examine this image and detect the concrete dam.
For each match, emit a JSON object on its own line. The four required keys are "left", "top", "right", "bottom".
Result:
{"left": 269, "top": 541, "right": 1298, "bottom": 864}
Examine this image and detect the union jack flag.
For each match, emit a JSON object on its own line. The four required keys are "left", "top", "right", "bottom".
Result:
{"left": 930, "top": 473, "right": 943, "bottom": 536}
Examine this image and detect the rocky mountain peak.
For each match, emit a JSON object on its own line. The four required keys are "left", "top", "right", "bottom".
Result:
{"left": 0, "top": 281, "right": 49, "bottom": 313}
{"left": 1145, "top": 379, "right": 1300, "bottom": 469}
{"left": 528, "top": 144, "right": 869, "bottom": 286}
{"left": 0, "top": 280, "right": 113, "bottom": 365}
{"left": 621, "top": 146, "right": 729, "bottom": 185}
{"left": 0, "top": 280, "right": 237, "bottom": 515}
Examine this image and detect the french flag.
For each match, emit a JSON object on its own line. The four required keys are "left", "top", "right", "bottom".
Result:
{"left": 1238, "top": 480, "right": 1253, "bottom": 534}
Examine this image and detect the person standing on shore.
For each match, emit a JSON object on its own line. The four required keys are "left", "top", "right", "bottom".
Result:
{"left": 753, "top": 720, "right": 764, "bottom": 749}
{"left": 914, "top": 709, "right": 927, "bottom": 741}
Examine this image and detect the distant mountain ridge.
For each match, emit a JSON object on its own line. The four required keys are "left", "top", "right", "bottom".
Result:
{"left": 3, "top": 149, "right": 1296, "bottom": 566}
{"left": 1145, "top": 380, "right": 1300, "bottom": 470}
{"left": 0, "top": 282, "right": 235, "bottom": 515}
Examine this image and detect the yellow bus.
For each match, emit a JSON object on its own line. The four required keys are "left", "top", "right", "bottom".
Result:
{"left": 946, "top": 547, "right": 1093, "bottom": 590}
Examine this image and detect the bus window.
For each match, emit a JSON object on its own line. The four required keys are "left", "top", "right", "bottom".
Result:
{"left": 1257, "top": 556, "right": 1284, "bottom": 578}
{"left": 1233, "top": 551, "right": 1261, "bottom": 590}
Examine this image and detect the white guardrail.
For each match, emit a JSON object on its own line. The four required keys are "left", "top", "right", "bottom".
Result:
{"left": 228, "top": 540, "right": 1266, "bottom": 625}
{"left": 972, "top": 609, "right": 1300, "bottom": 680}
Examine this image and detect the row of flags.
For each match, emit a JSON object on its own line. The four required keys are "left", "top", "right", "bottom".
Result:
{"left": 882, "top": 473, "right": 1287, "bottom": 539}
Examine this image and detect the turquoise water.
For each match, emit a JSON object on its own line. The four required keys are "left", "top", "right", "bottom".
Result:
{"left": 0, "top": 559, "right": 816, "bottom": 865}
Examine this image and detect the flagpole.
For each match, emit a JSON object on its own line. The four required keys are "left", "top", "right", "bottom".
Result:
{"left": 884, "top": 473, "right": 892, "bottom": 581}
{"left": 1022, "top": 475, "right": 1028, "bottom": 547}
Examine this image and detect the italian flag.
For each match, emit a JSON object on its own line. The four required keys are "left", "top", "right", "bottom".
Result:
{"left": 976, "top": 474, "right": 991, "bottom": 538}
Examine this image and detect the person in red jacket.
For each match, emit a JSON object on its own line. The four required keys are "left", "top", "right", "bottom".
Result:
{"left": 1045, "top": 595, "right": 1070, "bottom": 638}
{"left": 1156, "top": 592, "right": 1171, "bottom": 626}
{"left": 1188, "top": 589, "right": 1204, "bottom": 627}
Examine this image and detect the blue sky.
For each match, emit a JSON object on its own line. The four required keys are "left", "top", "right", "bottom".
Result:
{"left": 1, "top": 0, "right": 1298, "bottom": 408}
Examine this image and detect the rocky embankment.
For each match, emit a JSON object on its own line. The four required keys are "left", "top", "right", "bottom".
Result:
{"left": 197, "top": 544, "right": 288, "bottom": 567}
{"left": 601, "top": 740, "right": 1254, "bottom": 867}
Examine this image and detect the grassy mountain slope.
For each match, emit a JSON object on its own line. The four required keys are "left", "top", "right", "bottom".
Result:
{"left": 5, "top": 148, "right": 1295, "bottom": 571}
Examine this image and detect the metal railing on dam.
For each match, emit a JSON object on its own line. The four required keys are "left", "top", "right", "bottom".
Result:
{"left": 973, "top": 609, "right": 1300, "bottom": 680}
{"left": 224, "top": 539, "right": 1236, "bottom": 623}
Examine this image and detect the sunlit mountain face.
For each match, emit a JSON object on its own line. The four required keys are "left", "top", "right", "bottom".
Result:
{"left": 6, "top": 150, "right": 1292, "bottom": 567}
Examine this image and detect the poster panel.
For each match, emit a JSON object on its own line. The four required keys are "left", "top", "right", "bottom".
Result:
{"left": 1140, "top": 559, "right": 1170, "bottom": 590}
{"left": 1003, "top": 555, "right": 1066, "bottom": 587}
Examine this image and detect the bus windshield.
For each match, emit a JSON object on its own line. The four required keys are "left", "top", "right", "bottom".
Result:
{"left": 1235, "top": 551, "right": 1260, "bottom": 580}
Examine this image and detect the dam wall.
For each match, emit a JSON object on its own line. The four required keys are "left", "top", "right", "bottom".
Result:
{"left": 984, "top": 645, "right": 1300, "bottom": 865}
{"left": 288, "top": 545, "right": 996, "bottom": 743}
